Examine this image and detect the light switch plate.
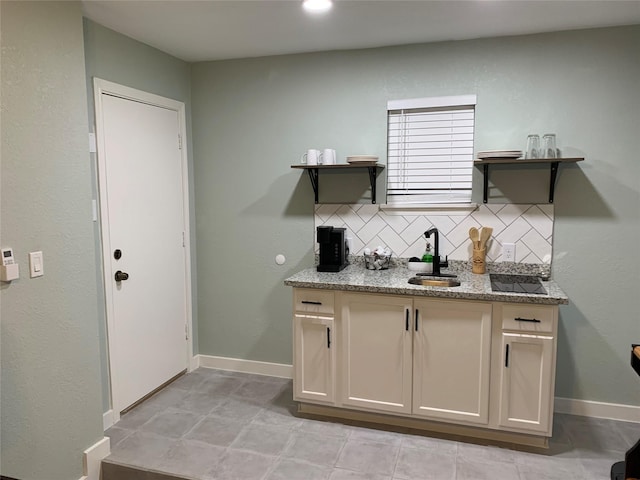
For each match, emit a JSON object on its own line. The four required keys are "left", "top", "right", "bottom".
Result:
{"left": 503, "top": 243, "right": 516, "bottom": 262}
{"left": 29, "top": 251, "right": 43, "bottom": 278}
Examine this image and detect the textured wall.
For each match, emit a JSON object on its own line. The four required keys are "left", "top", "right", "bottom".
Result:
{"left": 0, "top": 2, "right": 104, "bottom": 479}
{"left": 192, "top": 26, "right": 640, "bottom": 406}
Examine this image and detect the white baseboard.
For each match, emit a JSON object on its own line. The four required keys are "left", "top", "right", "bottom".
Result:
{"left": 81, "top": 436, "right": 110, "bottom": 480}
{"left": 555, "top": 396, "right": 640, "bottom": 423}
{"left": 195, "top": 355, "right": 640, "bottom": 423}
{"left": 189, "top": 354, "right": 200, "bottom": 371}
{"left": 196, "top": 354, "right": 292, "bottom": 379}
{"left": 103, "top": 409, "right": 115, "bottom": 431}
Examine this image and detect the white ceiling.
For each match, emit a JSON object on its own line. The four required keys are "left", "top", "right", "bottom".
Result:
{"left": 81, "top": 0, "right": 640, "bottom": 62}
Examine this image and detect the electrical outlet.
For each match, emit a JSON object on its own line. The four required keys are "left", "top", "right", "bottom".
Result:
{"left": 503, "top": 243, "right": 516, "bottom": 262}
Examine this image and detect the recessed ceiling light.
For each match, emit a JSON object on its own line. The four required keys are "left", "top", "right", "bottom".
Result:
{"left": 303, "top": 0, "right": 333, "bottom": 13}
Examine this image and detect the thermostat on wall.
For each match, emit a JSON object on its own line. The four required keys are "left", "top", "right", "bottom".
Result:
{"left": 1, "top": 248, "right": 19, "bottom": 282}
{"left": 2, "top": 248, "right": 15, "bottom": 266}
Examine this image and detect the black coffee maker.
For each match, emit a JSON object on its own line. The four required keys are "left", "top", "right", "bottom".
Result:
{"left": 317, "top": 226, "right": 348, "bottom": 272}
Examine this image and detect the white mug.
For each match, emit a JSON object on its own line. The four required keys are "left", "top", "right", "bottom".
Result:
{"left": 301, "top": 149, "right": 321, "bottom": 165}
{"left": 320, "top": 148, "right": 336, "bottom": 165}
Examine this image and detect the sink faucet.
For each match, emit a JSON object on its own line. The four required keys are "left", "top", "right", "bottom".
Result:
{"left": 424, "top": 228, "right": 449, "bottom": 276}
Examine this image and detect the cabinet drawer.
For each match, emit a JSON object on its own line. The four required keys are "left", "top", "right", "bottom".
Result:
{"left": 294, "top": 289, "right": 334, "bottom": 315}
{"left": 501, "top": 304, "right": 555, "bottom": 333}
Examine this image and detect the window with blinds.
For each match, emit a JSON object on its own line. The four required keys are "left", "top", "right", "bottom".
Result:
{"left": 386, "top": 95, "right": 476, "bottom": 205}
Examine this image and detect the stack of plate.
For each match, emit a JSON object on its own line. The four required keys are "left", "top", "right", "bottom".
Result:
{"left": 347, "top": 155, "right": 378, "bottom": 164}
{"left": 477, "top": 150, "right": 523, "bottom": 160}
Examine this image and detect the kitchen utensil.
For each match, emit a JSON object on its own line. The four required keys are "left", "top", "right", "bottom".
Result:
{"left": 479, "top": 227, "right": 493, "bottom": 249}
{"left": 525, "top": 135, "right": 540, "bottom": 159}
{"left": 472, "top": 248, "right": 486, "bottom": 274}
{"left": 469, "top": 227, "right": 480, "bottom": 249}
{"left": 542, "top": 134, "right": 557, "bottom": 159}
{"left": 301, "top": 149, "right": 321, "bottom": 165}
{"left": 477, "top": 150, "right": 523, "bottom": 159}
{"left": 346, "top": 155, "right": 378, "bottom": 164}
{"left": 320, "top": 148, "right": 337, "bottom": 165}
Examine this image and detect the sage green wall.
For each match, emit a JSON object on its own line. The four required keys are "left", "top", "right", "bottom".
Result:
{"left": 192, "top": 26, "right": 640, "bottom": 406}
{"left": 82, "top": 18, "right": 196, "bottom": 412}
{"left": 1, "top": 2, "right": 104, "bottom": 479}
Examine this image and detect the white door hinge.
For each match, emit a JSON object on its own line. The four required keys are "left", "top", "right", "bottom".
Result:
{"left": 178, "top": 134, "right": 183, "bottom": 150}
{"left": 185, "top": 323, "right": 189, "bottom": 340}
{"left": 89, "top": 132, "right": 97, "bottom": 153}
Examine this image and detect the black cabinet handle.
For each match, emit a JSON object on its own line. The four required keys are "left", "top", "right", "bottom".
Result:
{"left": 405, "top": 309, "right": 409, "bottom": 331}
{"left": 515, "top": 317, "right": 541, "bottom": 323}
{"left": 327, "top": 327, "right": 331, "bottom": 348}
{"left": 505, "top": 344, "right": 510, "bottom": 367}
{"left": 301, "top": 301, "right": 322, "bottom": 305}
{"left": 415, "top": 309, "right": 419, "bottom": 331}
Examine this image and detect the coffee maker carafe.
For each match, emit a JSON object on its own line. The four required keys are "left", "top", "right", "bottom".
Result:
{"left": 317, "top": 226, "right": 348, "bottom": 272}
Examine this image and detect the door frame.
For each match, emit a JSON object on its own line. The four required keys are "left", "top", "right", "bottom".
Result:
{"left": 93, "top": 78, "right": 193, "bottom": 420}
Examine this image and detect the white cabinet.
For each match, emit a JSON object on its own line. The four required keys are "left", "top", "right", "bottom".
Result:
{"left": 293, "top": 289, "right": 335, "bottom": 404}
{"left": 495, "top": 303, "right": 557, "bottom": 434}
{"left": 290, "top": 288, "right": 561, "bottom": 444}
{"left": 413, "top": 298, "right": 492, "bottom": 425}
{"left": 340, "top": 293, "right": 413, "bottom": 414}
{"left": 339, "top": 294, "right": 492, "bottom": 422}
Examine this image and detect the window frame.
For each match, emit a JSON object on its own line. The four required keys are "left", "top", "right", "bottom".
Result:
{"left": 385, "top": 94, "right": 477, "bottom": 208}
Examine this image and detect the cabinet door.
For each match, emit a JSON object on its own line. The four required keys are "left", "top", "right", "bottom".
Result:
{"left": 412, "top": 299, "right": 492, "bottom": 425}
{"left": 341, "top": 293, "right": 413, "bottom": 414}
{"left": 293, "top": 314, "right": 335, "bottom": 404}
{"left": 498, "top": 333, "right": 554, "bottom": 433}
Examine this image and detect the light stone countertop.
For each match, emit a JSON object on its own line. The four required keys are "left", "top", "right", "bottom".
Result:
{"left": 284, "top": 264, "right": 568, "bottom": 305}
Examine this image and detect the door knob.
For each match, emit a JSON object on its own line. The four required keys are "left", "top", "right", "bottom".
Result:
{"left": 115, "top": 270, "right": 129, "bottom": 282}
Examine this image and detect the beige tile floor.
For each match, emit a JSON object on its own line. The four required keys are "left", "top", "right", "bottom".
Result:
{"left": 103, "top": 368, "right": 639, "bottom": 480}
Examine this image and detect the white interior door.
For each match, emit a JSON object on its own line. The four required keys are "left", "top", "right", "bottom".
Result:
{"left": 95, "top": 80, "right": 190, "bottom": 413}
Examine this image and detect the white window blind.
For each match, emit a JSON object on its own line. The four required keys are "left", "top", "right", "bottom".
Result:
{"left": 387, "top": 95, "right": 476, "bottom": 205}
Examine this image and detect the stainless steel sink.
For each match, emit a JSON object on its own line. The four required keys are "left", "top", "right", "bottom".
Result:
{"left": 408, "top": 276, "right": 461, "bottom": 287}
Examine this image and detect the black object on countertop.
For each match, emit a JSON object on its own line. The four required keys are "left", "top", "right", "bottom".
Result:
{"left": 489, "top": 274, "right": 547, "bottom": 295}
{"left": 317, "top": 226, "right": 348, "bottom": 272}
{"left": 423, "top": 228, "right": 448, "bottom": 276}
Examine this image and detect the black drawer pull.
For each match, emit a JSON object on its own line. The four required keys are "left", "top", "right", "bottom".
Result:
{"left": 405, "top": 309, "right": 409, "bottom": 331}
{"left": 327, "top": 327, "right": 331, "bottom": 348}
{"left": 415, "top": 309, "right": 419, "bottom": 331}
{"left": 515, "top": 317, "right": 541, "bottom": 323}
{"left": 505, "top": 344, "right": 510, "bottom": 367}
{"left": 301, "top": 300, "right": 322, "bottom": 305}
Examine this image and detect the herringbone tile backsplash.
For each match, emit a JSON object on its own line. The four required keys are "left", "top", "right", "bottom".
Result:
{"left": 314, "top": 204, "right": 554, "bottom": 264}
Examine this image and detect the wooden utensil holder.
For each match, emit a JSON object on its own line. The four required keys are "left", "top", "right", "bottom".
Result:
{"left": 472, "top": 248, "right": 486, "bottom": 274}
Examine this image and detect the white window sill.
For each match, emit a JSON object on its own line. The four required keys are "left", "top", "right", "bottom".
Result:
{"left": 380, "top": 203, "right": 479, "bottom": 215}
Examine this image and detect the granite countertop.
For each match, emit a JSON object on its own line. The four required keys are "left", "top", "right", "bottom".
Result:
{"left": 284, "top": 264, "right": 568, "bottom": 305}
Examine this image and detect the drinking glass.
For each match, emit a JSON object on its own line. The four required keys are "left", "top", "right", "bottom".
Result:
{"left": 542, "top": 134, "right": 557, "bottom": 159}
{"left": 525, "top": 134, "right": 540, "bottom": 159}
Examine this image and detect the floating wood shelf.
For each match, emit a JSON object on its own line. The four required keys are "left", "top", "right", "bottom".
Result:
{"left": 474, "top": 157, "right": 584, "bottom": 204}
{"left": 291, "top": 163, "right": 385, "bottom": 204}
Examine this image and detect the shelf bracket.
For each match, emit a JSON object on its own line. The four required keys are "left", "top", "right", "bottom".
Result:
{"left": 367, "top": 166, "right": 378, "bottom": 204}
{"left": 482, "top": 164, "right": 489, "bottom": 203}
{"left": 306, "top": 168, "right": 319, "bottom": 204}
{"left": 549, "top": 161, "right": 559, "bottom": 203}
